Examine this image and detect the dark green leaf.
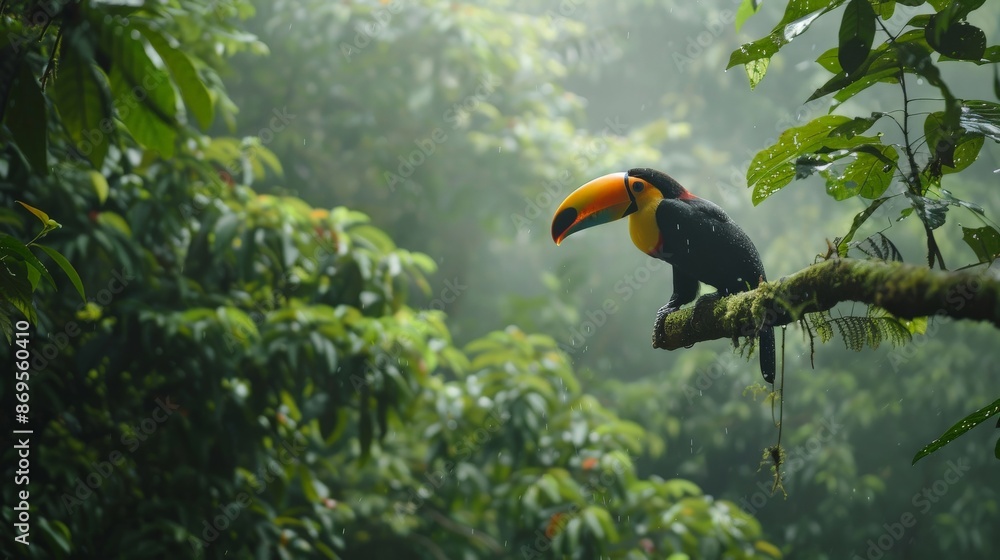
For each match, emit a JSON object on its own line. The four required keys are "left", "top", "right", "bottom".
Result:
{"left": 0, "top": 234, "right": 55, "bottom": 289}
{"left": 937, "top": 44, "right": 1000, "bottom": 65}
{"left": 139, "top": 25, "right": 215, "bottom": 129}
{"left": 51, "top": 35, "right": 111, "bottom": 168}
{"left": 4, "top": 62, "right": 48, "bottom": 174}
{"left": 829, "top": 113, "right": 884, "bottom": 138}
{"left": 838, "top": 0, "right": 876, "bottom": 76}
{"left": 961, "top": 226, "right": 1000, "bottom": 264}
{"left": 913, "top": 397, "right": 1000, "bottom": 464}
{"left": 925, "top": 17, "right": 986, "bottom": 61}
{"left": 0, "top": 257, "right": 36, "bottom": 323}
{"left": 34, "top": 244, "right": 87, "bottom": 301}
{"left": 810, "top": 44, "right": 901, "bottom": 103}
{"left": 994, "top": 64, "right": 1000, "bottom": 100}
{"left": 100, "top": 18, "right": 178, "bottom": 156}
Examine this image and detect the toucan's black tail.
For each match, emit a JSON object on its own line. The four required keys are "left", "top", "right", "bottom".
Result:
{"left": 759, "top": 326, "right": 776, "bottom": 384}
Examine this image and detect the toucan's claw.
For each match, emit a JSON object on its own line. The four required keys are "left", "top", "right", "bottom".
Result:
{"left": 652, "top": 304, "right": 678, "bottom": 349}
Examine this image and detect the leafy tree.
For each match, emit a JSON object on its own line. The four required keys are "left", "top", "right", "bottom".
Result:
{"left": 658, "top": 0, "right": 1000, "bottom": 462}
{"left": 0, "top": 1, "right": 778, "bottom": 558}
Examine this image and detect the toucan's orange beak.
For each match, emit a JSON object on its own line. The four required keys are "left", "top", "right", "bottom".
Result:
{"left": 551, "top": 172, "right": 637, "bottom": 245}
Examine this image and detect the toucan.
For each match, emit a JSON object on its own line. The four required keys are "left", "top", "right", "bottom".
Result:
{"left": 551, "top": 168, "right": 775, "bottom": 384}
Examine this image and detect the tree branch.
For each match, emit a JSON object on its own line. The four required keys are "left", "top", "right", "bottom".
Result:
{"left": 655, "top": 258, "right": 1000, "bottom": 351}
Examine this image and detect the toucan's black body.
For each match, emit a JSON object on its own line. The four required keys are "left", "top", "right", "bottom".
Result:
{"left": 551, "top": 167, "right": 776, "bottom": 384}
{"left": 630, "top": 169, "right": 775, "bottom": 383}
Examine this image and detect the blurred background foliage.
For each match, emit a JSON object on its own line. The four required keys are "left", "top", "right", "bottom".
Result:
{"left": 1, "top": 0, "right": 998, "bottom": 558}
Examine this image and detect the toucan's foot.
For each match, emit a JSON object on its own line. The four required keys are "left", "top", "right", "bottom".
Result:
{"left": 652, "top": 304, "right": 679, "bottom": 349}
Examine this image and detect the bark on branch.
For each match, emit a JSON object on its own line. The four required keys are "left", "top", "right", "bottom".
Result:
{"left": 656, "top": 258, "right": 1000, "bottom": 351}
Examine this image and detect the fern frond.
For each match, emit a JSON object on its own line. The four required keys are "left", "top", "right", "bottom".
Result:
{"left": 806, "top": 307, "right": 912, "bottom": 351}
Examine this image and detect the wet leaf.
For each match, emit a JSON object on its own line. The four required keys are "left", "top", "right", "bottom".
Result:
{"left": 838, "top": 0, "right": 876, "bottom": 76}
{"left": 961, "top": 226, "right": 1000, "bottom": 264}
{"left": 913, "top": 397, "right": 1000, "bottom": 464}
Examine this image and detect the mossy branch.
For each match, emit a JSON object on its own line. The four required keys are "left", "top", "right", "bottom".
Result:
{"left": 656, "top": 258, "right": 1000, "bottom": 350}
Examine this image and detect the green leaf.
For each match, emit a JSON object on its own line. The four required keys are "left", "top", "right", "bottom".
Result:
{"left": 824, "top": 144, "right": 898, "bottom": 200}
{"left": 51, "top": 36, "right": 111, "bottom": 169}
{"left": 728, "top": 0, "right": 847, "bottom": 87}
{"left": 748, "top": 115, "right": 884, "bottom": 204}
{"left": 810, "top": 46, "right": 899, "bottom": 102}
{"left": 913, "top": 397, "right": 1000, "bottom": 464}
{"left": 853, "top": 146, "right": 898, "bottom": 199}
{"left": 816, "top": 47, "right": 842, "bottom": 73}
{"left": 90, "top": 171, "right": 110, "bottom": 204}
{"left": 872, "top": 0, "right": 896, "bottom": 18}
{"left": 34, "top": 244, "right": 87, "bottom": 301}
{"left": 0, "top": 234, "right": 54, "bottom": 289}
{"left": 745, "top": 58, "right": 770, "bottom": 91}
{"left": 837, "top": 197, "right": 888, "bottom": 257}
{"left": 37, "top": 517, "right": 72, "bottom": 555}
{"left": 97, "top": 211, "right": 133, "bottom": 237}
{"left": 943, "top": 135, "right": 984, "bottom": 174}
{"left": 994, "top": 64, "right": 1000, "bottom": 100}
{"left": 16, "top": 201, "right": 50, "bottom": 226}
{"left": 838, "top": 0, "right": 876, "bottom": 76}
{"left": 139, "top": 25, "right": 215, "bottom": 129}
{"left": 961, "top": 226, "right": 1000, "bottom": 264}
{"left": 734, "top": 0, "right": 763, "bottom": 32}
{"left": 925, "top": 17, "right": 986, "bottom": 61}
{"left": 4, "top": 62, "right": 48, "bottom": 174}
{"left": 0, "top": 257, "right": 36, "bottom": 323}
{"left": 829, "top": 113, "right": 884, "bottom": 138}
{"left": 101, "top": 19, "right": 178, "bottom": 157}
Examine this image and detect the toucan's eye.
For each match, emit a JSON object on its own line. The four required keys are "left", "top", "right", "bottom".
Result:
{"left": 633, "top": 182, "right": 644, "bottom": 192}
